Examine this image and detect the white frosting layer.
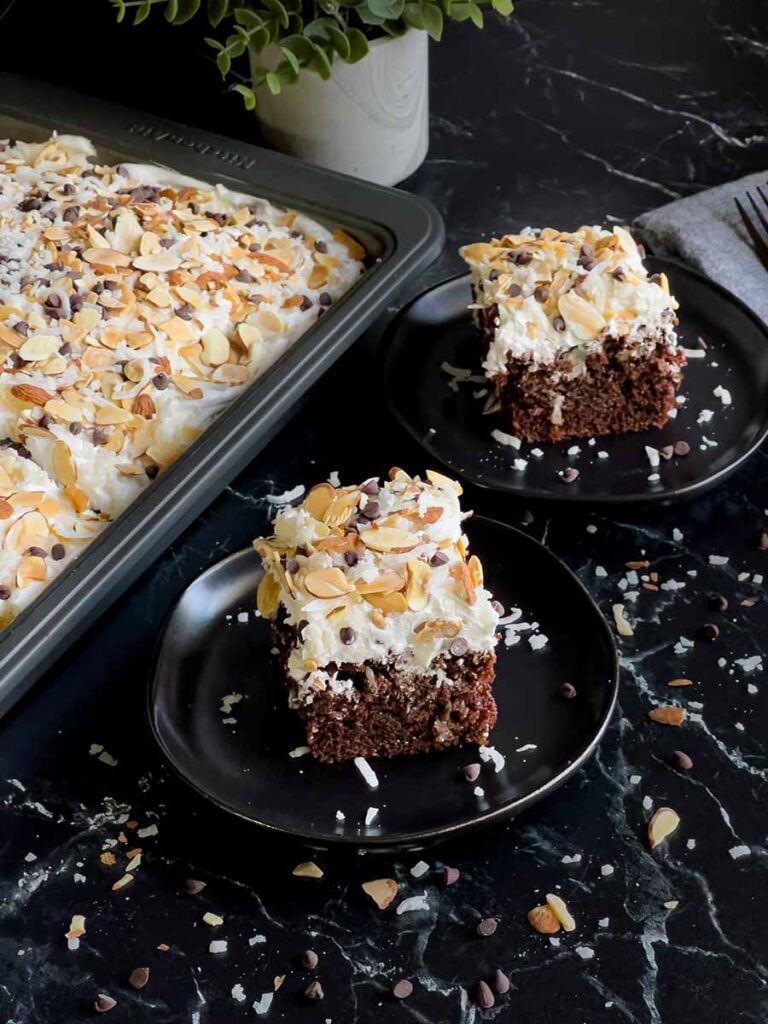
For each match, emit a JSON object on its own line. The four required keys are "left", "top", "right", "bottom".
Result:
{"left": 0, "top": 133, "right": 364, "bottom": 618}
{"left": 460, "top": 226, "right": 679, "bottom": 376}
{"left": 254, "top": 469, "right": 499, "bottom": 706}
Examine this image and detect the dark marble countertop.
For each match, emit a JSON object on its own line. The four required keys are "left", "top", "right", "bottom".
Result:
{"left": 1, "top": 1, "right": 768, "bottom": 1021}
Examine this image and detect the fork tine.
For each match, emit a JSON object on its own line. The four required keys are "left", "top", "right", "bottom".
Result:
{"left": 747, "top": 189, "right": 768, "bottom": 237}
{"left": 734, "top": 195, "right": 768, "bottom": 272}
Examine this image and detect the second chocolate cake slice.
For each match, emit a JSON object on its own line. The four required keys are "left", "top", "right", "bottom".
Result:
{"left": 254, "top": 468, "right": 500, "bottom": 763}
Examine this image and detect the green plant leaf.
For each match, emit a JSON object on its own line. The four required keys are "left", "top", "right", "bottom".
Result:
{"left": 419, "top": 1, "right": 443, "bottom": 39}
{"left": 355, "top": 2, "right": 386, "bottom": 25}
{"left": 403, "top": 1, "right": 425, "bottom": 27}
{"left": 491, "top": 0, "right": 513, "bottom": 13}
{"left": 308, "top": 41, "right": 333, "bottom": 79}
{"left": 206, "top": 0, "right": 229, "bottom": 25}
{"left": 225, "top": 29, "right": 247, "bottom": 54}
{"left": 444, "top": 0, "right": 471, "bottom": 20}
{"left": 113, "top": 0, "right": 127, "bottom": 24}
{"left": 234, "top": 6, "right": 262, "bottom": 27}
{"left": 261, "top": 0, "right": 290, "bottom": 28}
{"left": 165, "top": 0, "right": 179, "bottom": 21}
{"left": 232, "top": 83, "right": 257, "bottom": 109}
{"left": 133, "top": 0, "right": 152, "bottom": 26}
{"left": 365, "top": 0, "right": 403, "bottom": 18}
{"left": 248, "top": 24, "right": 271, "bottom": 49}
{"left": 343, "top": 27, "right": 369, "bottom": 62}
{"left": 216, "top": 48, "right": 232, "bottom": 74}
{"left": 280, "top": 33, "right": 317, "bottom": 61}
{"left": 279, "top": 46, "right": 301, "bottom": 73}
{"left": 326, "top": 25, "right": 351, "bottom": 59}
{"left": 303, "top": 16, "right": 335, "bottom": 41}
{"left": 171, "top": 0, "right": 201, "bottom": 22}
{"left": 265, "top": 70, "right": 283, "bottom": 94}
{"left": 468, "top": 1, "right": 483, "bottom": 26}
{"left": 204, "top": 35, "right": 224, "bottom": 48}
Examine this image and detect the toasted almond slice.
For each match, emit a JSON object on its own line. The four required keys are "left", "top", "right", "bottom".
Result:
{"left": 18, "top": 334, "right": 60, "bottom": 362}
{"left": 201, "top": 327, "right": 230, "bottom": 366}
{"left": 256, "top": 572, "right": 281, "bottom": 618}
{"left": 648, "top": 806, "right": 680, "bottom": 849}
{"left": 139, "top": 230, "right": 162, "bottom": 256}
{"left": 546, "top": 894, "right": 576, "bottom": 932}
{"left": 528, "top": 905, "right": 561, "bottom": 934}
{"left": 307, "top": 263, "right": 329, "bottom": 289}
{"left": 364, "top": 592, "right": 408, "bottom": 614}
{"left": 212, "top": 364, "right": 249, "bottom": 385}
{"left": 0, "top": 499, "right": 12, "bottom": 519}
{"left": 38, "top": 355, "right": 67, "bottom": 376}
{"left": 0, "top": 321, "right": 22, "bottom": 349}
{"left": 453, "top": 561, "right": 477, "bottom": 605}
{"left": 112, "top": 209, "right": 143, "bottom": 254}
{"left": 467, "top": 554, "right": 483, "bottom": 588}
{"left": 161, "top": 316, "right": 198, "bottom": 343}
{"left": 51, "top": 441, "right": 77, "bottom": 486}
{"left": 558, "top": 290, "right": 606, "bottom": 340}
{"left": 668, "top": 678, "right": 694, "bottom": 687}
{"left": 83, "top": 247, "right": 132, "bottom": 268}
{"left": 292, "top": 861, "right": 323, "bottom": 879}
{"left": 333, "top": 229, "right": 366, "bottom": 262}
{"left": 303, "top": 567, "right": 354, "bottom": 599}
{"left": 304, "top": 483, "right": 335, "bottom": 521}
{"left": 613, "top": 225, "right": 639, "bottom": 257}
{"left": 5, "top": 510, "right": 47, "bottom": 554}
{"left": 648, "top": 706, "right": 686, "bottom": 726}
{"left": 82, "top": 347, "right": 116, "bottom": 371}
{"left": 355, "top": 571, "right": 407, "bottom": 595}
{"left": 237, "top": 322, "right": 263, "bottom": 347}
{"left": 361, "top": 878, "right": 397, "bottom": 910}
{"left": 17, "top": 554, "right": 46, "bottom": 589}
{"left": 612, "top": 603, "right": 633, "bottom": 637}
{"left": 360, "top": 528, "right": 418, "bottom": 554}
{"left": 64, "top": 483, "right": 89, "bottom": 514}
{"left": 73, "top": 307, "right": 102, "bottom": 332}
{"left": 146, "top": 285, "right": 173, "bottom": 307}
{"left": 322, "top": 490, "right": 360, "bottom": 529}
{"left": 406, "top": 559, "right": 430, "bottom": 611}
{"left": 95, "top": 404, "right": 134, "bottom": 425}
{"left": 426, "top": 469, "right": 462, "bottom": 494}
{"left": 133, "top": 253, "right": 181, "bottom": 273}
{"left": 412, "top": 617, "right": 462, "bottom": 642}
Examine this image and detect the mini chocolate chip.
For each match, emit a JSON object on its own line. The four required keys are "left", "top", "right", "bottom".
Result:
{"left": 26, "top": 546, "right": 47, "bottom": 559}
{"left": 488, "top": 268, "right": 500, "bottom": 281}
{"left": 145, "top": 465, "right": 159, "bottom": 480}
{"left": 284, "top": 557, "right": 299, "bottom": 574}
{"left": 533, "top": 285, "right": 549, "bottom": 303}
{"left": 450, "top": 637, "right": 469, "bottom": 657}
{"left": 248, "top": 243, "right": 262, "bottom": 253}
{"left": 235, "top": 269, "right": 254, "bottom": 284}
{"left": 553, "top": 315, "right": 566, "bottom": 332}
{"left": 757, "top": 529, "right": 768, "bottom": 551}
{"left": 493, "top": 969, "right": 510, "bottom": 995}
{"left": 507, "top": 283, "right": 522, "bottom": 298}
{"left": 13, "top": 321, "right": 29, "bottom": 337}
{"left": 0, "top": 586, "right": 11, "bottom": 600}
{"left": 92, "top": 427, "right": 108, "bottom": 446}
{"left": 304, "top": 981, "right": 324, "bottom": 1001}
{"left": 69, "top": 422, "right": 83, "bottom": 435}
{"left": 443, "top": 866, "right": 460, "bottom": 886}
{"left": 318, "top": 292, "right": 332, "bottom": 307}
{"left": 94, "top": 994, "right": 117, "bottom": 1014}
{"left": 560, "top": 682, "right": 577, "bottom": 699}
{"left": 612, "top": 267, "right": 625, "bottom": 281}
{"left": 649, "top": 273, "right": 662, "bottom": 285}
{"left": 51, "top": 543, "right": 66, "bottom": 561}
{"left": 561, "top": 467, "right": 579, "bottom": 484}
{"left": 160, "top": 238, "right": 175, "bottom": 249}
{"left": 297, "top": 619, "right": 309, "bottom": 640}
{"left": 340, "top": 627, "right": 356, "bottom": 645}
{"left": 672, "top": 750, "right": 693, "bottom": 771}
{"left": 521, "top": 509, "right": 535, "bottom": 525}
{"left": 429, "top": 551, "right": 449, "bottom": 567}
{"left": 700, "top": 622, "right": 720, "bottom": 641}
{"left": 491, "top": 599, "right": 505, "bottom": 616}
{"left": 361, "top": 479, "right": 379, "bottom": 495}
{"left": 477, "top": 918, "right": 498, "bottom": 937}
{"left": 463, "top": 763, "right": 481, "bottom": 782}
{"left": 344, "top": 550, "right": 359, "bottom": 567}
{"left": 176, "top": 303, "right": 193, "bottom": 321}
{"left": 514, "top": 250, "right": 532, "bottom": 265}
{"left": 153, "top": 373, "right": 169, "bottom": 390}
{"left": 128, "top": 967, "right": 150, "bottom": 990}
{"left": 580, "top": 243, "right": 594, "bottom": 259}
{"left": 302, "top": 949, "right": 319, "bottom": 970}
{"left": 673, "top": 440, "right": 690, "bottom": 457}
{"left": 360, "top": 501, "right": 379, "bottom": 520}
{"left": 711, "top": 593, "right": 728, "bottom": 612}
{"left": 314, "top": 240, "right": 328, "bottom": 253}
{"left": 185, "top": 878, "right": 206, "bottom": 895}
{"left": 386, "top": 978, "right": 411, "bottom": 1000}
{"left": 63, "top": 205, "right": 80, "bottom": 223}
{"left": 637, "top": 243, "right": 646, "bottom": 258}
{"left": 299, "top": 295, "right": 313, "bottom": 311}
{"left": 476, "top": 980, "right": 495, "bottom": 1009}
{"left": 659, "top": 445, "right": 674, "bottom": 461}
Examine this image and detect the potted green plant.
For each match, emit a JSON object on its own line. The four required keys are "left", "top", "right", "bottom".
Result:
{"left": 110, "top": 0, "right": 513, "bottom": 185}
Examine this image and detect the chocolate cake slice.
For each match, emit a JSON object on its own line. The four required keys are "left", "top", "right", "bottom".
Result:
{"left": 254, "top": 468, "right": 500, "bottom": 763}
{"left": 460, "top": 226, "right": 686, "bottom": 443}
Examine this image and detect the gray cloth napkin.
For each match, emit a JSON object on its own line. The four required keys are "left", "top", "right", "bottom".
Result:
{"left": 635, "top": 171, "right": 768, "bottom": 325}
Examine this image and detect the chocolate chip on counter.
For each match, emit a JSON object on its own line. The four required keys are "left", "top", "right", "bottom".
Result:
{"left": 463, "top": 763, "right": 481, "bottom": 783}
{"left": 0, "top": 586, "right": 11, "bottom": 600}
{"left": 521, "top": 509, "right": 534, "bottom": 525}
{"left": 491, "top": 600, "right": 505, "bottom": 617}
{"left": 757, "top": 529, "right": 768, "bottom": 551}
{"left": 507, "top": 283, "right": 522, "bottom": 298}
{"left": 392, "top": 979, "right": 413, "bottom": 1000}
{"left": 443, "top": 866, "right": 460, "bottom": 886}
{"left": 493, "top": 969, "right": 510, "bottom": 995}
{"left": 304, "top": 980, "right": 324, "bottom": 1001}
{"left": 710, "top": 593, "right": 728, "bottom": 613}
{"left": 673, "top": 440, "right": 690, "bottom": 457}
{"left": 185, "top": 878, "right": 207, "bottom": 895}
{"left": 340, "top": 627, "right": 356, "bottom": 645}
{"left": 476, "top": 917, "right": 498, "bottom": 937}
{"left": 450, "top": 637, "right": 469, "bottom": 657}
{"left": 429, "top": 551, "right": 449, "bottom": 567}
{"left": 344, "top": 550, "right": 359, "bottom": 567}
{"left": 533, "top": 285, "right": 549, "bottom": 303}
{"left": 672, "top": 750, "right": 693, "bottom": 771}
{"left": 94, "top": 994, "right": 117, "bottom": 1014}
{"left": 699, "top": 622, "right": 720, "bottom": 641}
{"left": 560, "top": 682, "right": 577, "bottom": 699}
{"left": 51, "top": 543, "right": 66, "bottom": 561}
{"left": 553, "top": 315, "right": 566, "bottom": 333}
{"left": 301, "top": 949, "right": 319, "bottom": 970}
{"left": 659, "top": 445, "right": 674, "bottom": 461}
{"left": 128, "top": 967, "right": 150, "bottom": 990}
{"left": 561, "top": 467, "right": 579, "bottom": 484}
{"left": 476, "top": 980, "right": 495, "bottom": 1009}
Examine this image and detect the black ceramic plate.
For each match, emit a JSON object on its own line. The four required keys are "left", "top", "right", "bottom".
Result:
{"left": 382, "top": 258, "right": 768, "bottom": 505}
{"left": 149, "top": 516, "right": 618, "bottom": 849}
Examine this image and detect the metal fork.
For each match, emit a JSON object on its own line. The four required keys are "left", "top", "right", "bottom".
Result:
{"left": 734, "top": 186, "right": 768, "bottom": 270}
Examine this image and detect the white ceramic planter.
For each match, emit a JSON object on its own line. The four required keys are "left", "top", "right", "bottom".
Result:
{"left": 250, "top": 30, "right": 429, "bottom": 186}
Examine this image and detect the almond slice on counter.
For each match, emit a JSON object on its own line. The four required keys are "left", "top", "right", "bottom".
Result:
{"left": 648, "top": 807, "right": 680, "bottom": 849}
{"left": 362, "top": 878, "right": 397, "bottom": 910}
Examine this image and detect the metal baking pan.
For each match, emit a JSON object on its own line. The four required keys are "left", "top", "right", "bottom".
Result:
{"left": 0, "top": 73, "right": 444, "bottom": 718}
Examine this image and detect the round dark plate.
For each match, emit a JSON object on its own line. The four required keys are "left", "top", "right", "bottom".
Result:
{"left": 149, "top": 516, "right": 618, "bottom": 849}
{"left": 381, "top": 258, "right": 768, "bottom": 505}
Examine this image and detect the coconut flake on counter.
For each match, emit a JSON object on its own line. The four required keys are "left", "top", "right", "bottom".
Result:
{"left": 267, "top": 484, "right": 306, "bottom": 505}
{"left": 410, "top": 861, "right": 430, "bottom": 878}
{"left": 364, "top": 807, "right": 379, "bottom": 826}
{"left": 479, "top": 746, "right": 506, "bottom": 773}
{"left": 491, "top": 429, "right": 521, "bottom": 449}
{"left": 354, "top": 757, "right": 379, "bottom": 789}
{"left": 397, "top": 893, "right": 429, "bottom": 915}
{"left": 288, "top": 746, "right": 311, "bottom": 759}
{"left": 713, "top": 385, "right": 732, "bottom": 406}
{"left": 697, "top": 408, "right": 715, "bottom": 425}
{"left": 645, "top": 446, "right": 660, "bottom": 468}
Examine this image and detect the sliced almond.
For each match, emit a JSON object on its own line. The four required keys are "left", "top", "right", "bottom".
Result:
{"left": 139, "top": 230, "right": 162, "bottom": 256}
{"left": 333, "top": 229, "right": 366, "bottom": 262}
{"left": 292, "top": 861, "right": 323, "bottom": 879}
{"left": 303, "top": 567, "right": 354, "bottom": 599}
{"left": 201, "top": 327, "right": 230, "bottom": 366}
{"left": 95, "top": 404, "right": 134, "bottom": 425}
{"left": 426, "top": 469, "right": 462, "bottom": 494}
{"left": 256, "top": 572, "right": 281, "bottom": 618}
{"left": 112, "top": 209, "right": 143, "bottom": 254}
{"left": 361, "top": 878, "right": 397, "bottom": 910}
{"left": 64, "top": 483, "right": 89, "bottom": 514}
{"left": 558, "top": 290, "right": 606, "bottom": 340}
{"left": 364, "top": 592, "right": 408, "bottom": 614}
{"left": 133, "top": 253, "right": 181, "bottom": 273}
{"left": 51, "top": 441, "right": 77, "bottom": 486}
{"left": 613, "top": 225, "right": 639, "bottom": 258}
{"left": 668, "top": 678, "right": 693, "bottom": 687}
{"left": 18, "top": 334, "right": 60, "bottom": 362}
{"left": 5, "top": 510, "right": 47, "bottom": 554}
{"left": 45, "top": 398, "right": 82, "bottom": 423}
{"left": 546, "top": 894, "right": 576, "bottom": 932}
{"left": 355, "top": 571, "right": 406, "bottom": 595}
{"left": 17, "top": 554, "right": 46, "bottom": 589}
{"left": 322, "top": 490, "right": 360, "bottom": 529}
{"left": 360, "top": 528, "right": 418, "bottom": 554}
{"left": 612, "top": 603, "right": 633, "bottom": 637}
{"left": 212, "top": 364, "right": 249, "bottom": 385}
{"left": 413, "top": 617, "right": 462, "bottom": 642}
{"left": 237, "top": 322, "right": 263, "bottom": 348}
{"left": 527, "top": 905, "right": 561, "bottom": 934}
{"left": 648, "top": 806, "right": 680, "bottom": 849}
{"left": 648, "top": 706, "right": 686, "bottom": 726}
{"left": 406, "top": 559, "right": 429, "bottom": 611}
{"left": 0, "top": 499, "right": 12, "bottom": 519}
{"left": 453, "top": 561, "right": 477, "bottom": 605}
{"left": 467, "top": 554, "right": 484, "bottom": 588}
{"left": 304, "top": 483, "right": 336, "bottom": 520}
{"left": 83, "top": 248, "right": 132, "bottom": 268}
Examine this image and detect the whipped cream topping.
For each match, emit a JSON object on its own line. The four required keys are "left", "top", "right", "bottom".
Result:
{"left": 254, "top": 469, "right": 500, "bottom": 706}
{"left": 460, "top": 225, "right": 679, "bottom": 376}
{"left": 0, "top": 133, "right": 364, "bottom": 620}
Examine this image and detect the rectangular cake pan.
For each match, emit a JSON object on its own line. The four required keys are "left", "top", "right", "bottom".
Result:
{"left": 0, "top": 73, "right": 444, "bottom": 718}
